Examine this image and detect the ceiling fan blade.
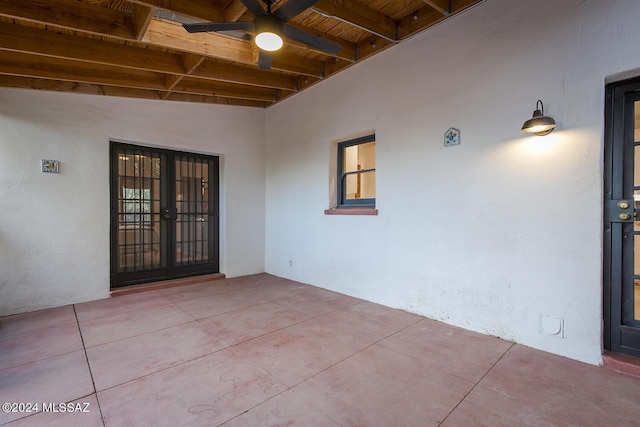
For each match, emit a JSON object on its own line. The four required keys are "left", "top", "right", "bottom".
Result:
{"left": 240, "top": 0, "right": 266, "bottom": 17}
{"left": 283, "top": 25, "right": 342, "bottom": 55}
{"left": 220, "top": 30, "right": 253, "bottom": 41}
{"left": 258, "top": 51, "right": 273, "bottom": 70}
{"left": 274, "top": 0, "right": 320, "bottom": 21}
{"left": 183, "top": 21, "right": 254, "bottom": 33}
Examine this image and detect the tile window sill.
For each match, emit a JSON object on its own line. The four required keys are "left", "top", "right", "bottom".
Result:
{"left": 324, "top": 208, "right": 378, "bottom": 216}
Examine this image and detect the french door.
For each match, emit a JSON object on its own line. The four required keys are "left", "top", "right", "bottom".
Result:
{"left": 110, "top": 142, "right": 219, "bottom": 288}
{"left": 604, "top": 77, "right": 640, "bottom": 357}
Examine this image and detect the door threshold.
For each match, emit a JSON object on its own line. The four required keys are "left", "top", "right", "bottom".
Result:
{"left": 603, "top": 351, "right": 640, "bottom": 378}
{"left": 110, "top": 273, "right": 226, "bottom": 297}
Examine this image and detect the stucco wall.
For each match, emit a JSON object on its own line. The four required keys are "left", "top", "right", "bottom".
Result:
{"left": 264, "top": 0, "right": 640, "bottom": 365}
{"left": 2, "top": 0, "right": 639, "bottom": 365}
{"left": 0, "top": 90, "right": 265, "bottom": 315}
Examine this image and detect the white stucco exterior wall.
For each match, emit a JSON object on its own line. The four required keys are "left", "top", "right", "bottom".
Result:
{"left": 265, "top": 0, "right": 640, "bottom": 365}
{"left": 0, "top": 90, "right": 265, "bottom": 316}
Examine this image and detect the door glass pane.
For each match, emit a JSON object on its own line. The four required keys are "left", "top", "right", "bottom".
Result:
{"left": 175, "top": 157, "right": 210, "bottom": 265}
{"left": 116, "top": 150, "right": 164, "bottom": 272}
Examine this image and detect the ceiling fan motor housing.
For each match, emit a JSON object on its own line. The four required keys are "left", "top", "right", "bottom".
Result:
{"left": 255, "top": 14, "right": 284, "bottom": 37}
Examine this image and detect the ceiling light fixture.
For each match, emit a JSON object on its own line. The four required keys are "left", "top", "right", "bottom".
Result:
{"left": 521, "top": 100, "right": 556, "bottom": 136}
{"left": 254, "top": 4, "right": 283, "bottom": 52}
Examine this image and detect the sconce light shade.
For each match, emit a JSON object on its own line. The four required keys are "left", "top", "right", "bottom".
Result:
{"left": 521, "top": 100, "right": 556, "bottom": 136}
{"left": 254, "top": 15, "right": 283, "bottom": 52}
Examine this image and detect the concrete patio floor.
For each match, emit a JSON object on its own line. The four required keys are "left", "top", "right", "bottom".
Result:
{"left": 1, "top": 274, "right": 638, "bottom": 426}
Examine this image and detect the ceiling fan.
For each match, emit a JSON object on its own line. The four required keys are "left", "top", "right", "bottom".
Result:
{"left": 182, "top": 0, "right": 342, "bottom": 70}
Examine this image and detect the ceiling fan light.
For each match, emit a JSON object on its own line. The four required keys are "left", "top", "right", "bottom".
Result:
{"left": 254, "top": 14, "right": 284, "bottom": 51}
{"left": 255, "top": 32, "right": 283, "bottom": 51}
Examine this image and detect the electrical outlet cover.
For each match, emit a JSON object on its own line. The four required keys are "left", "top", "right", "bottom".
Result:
{"left": 540, "top": 315, "right": 564, "bottom": 338}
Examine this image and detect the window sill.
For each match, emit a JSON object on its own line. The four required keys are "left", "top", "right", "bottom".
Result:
{"left": 324, "top": 208, "right": 378, "bottom": 216}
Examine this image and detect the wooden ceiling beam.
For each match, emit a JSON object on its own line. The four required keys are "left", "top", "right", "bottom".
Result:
{"left": 172, "top": 78, "right": 277, "bottom": 102}
{"left": 0, "top": 51, "right": 168, "bottom": 91}
{"left": 129, "top": 1, "right": 352, "bottom": 63}
{"left": 132, "top": 4, "right": 155, "bottom": 41}
{"left": 397, "top": 6, "right": 443, "bottom": 40}
{"left": 0, "top": 21, "right": 297, "bottom": 91}
{"left": 131, "top": 0, "right": 356, "bottom": 63}
{"left": 165, "top": 93, "right": 268, "bottom": 108}
{"left": 285, "top": 22, "right": 357, "bottom": 62}
{"left": 0, "top": 74, "right": 267, "bottom": 107}
{"left": 163, "top": 74, "right": 183, "bottom": 99}
{"left": 0, "top": 74, "right": 163, "bottom": 100}
{"left": 0, "top": 0, "right": 137, "bottom": 39}
{"left": 398, "top": 0, "right": 482, "bottom": 39}
{"left": 162, "top": 54, "right": 204, "bottom": 99}
{"left": 144, "top": 19, "right": 325, "bottom": 77}
{"left": 225, "top": 0, "right": 248, "bottom": 21}
{"left": 0, "top": 21, "right": 184, "bottom": 75}
{"left": 126, "top": 0, "right": 226, "bottom": 22}
{"left": 182, "top": 54, "right": 206, "bottom": 74}
{"left": 312, "top": 0, "right": 397, "bottom": 41}
{"left": 355, "top": 35, "right": 395, "bottom": 61}
{"left": 420, "top": 0, "right": 451, "bottom": 16}
{"left": 191, "top": 60, "right": 298, "bottom": 91}
{"left": 142, "top": 19, "right": 256, "bottom": 65}
{"left": 0, "top": 51, "right": 274, "bottom": 103}
{"left": 322, "top": 33, "right": 395, "bottom": 82}
{"left": 320, "top": 57, "right": 351, "bottom": 79}
{"left": 271, "top": 52, "right": 325, "bottom": 78}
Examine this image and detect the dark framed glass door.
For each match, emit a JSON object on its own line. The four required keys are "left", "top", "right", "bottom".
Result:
{"left": 604, "top": 77, "right": 640, "bottom": 357}
{"left": 110, "top": 142, "right": 219, "bottom": 288}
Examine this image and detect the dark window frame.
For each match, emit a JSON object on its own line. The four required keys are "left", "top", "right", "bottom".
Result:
{"left": 337, "top": 134, "right": 376, "bottom": 208}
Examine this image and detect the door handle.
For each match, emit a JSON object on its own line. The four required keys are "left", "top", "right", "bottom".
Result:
{"left": 161, "top": 207, "right": 177, "bottom": 220}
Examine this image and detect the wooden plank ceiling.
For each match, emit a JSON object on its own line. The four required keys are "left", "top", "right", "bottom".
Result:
{"left": 0, "top": 0, "right": 482, "bottom": 108}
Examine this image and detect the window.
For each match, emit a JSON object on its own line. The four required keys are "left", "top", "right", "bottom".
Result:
{"left": 337, "top": 134, "right": 376, "bottom": 208}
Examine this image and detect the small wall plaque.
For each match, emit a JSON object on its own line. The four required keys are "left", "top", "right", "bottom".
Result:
{"left": 41, "top": 159, "right": 60, "bottom": 173}
{"left": 444, "top": 127, "right": 460, "bottom": 146}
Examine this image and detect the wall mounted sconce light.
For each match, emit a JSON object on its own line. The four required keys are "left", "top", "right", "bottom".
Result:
{"left": 521, "top": 100, "right": 556, "bottom": 136}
